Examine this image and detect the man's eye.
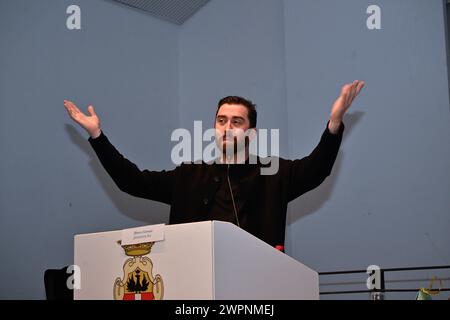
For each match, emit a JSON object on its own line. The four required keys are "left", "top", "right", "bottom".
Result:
{"left": 233, "top": 120, "right": 242, "bottom": 125}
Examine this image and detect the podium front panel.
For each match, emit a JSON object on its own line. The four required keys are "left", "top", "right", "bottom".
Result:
{"left": 74, "top": 222, "right": 214, "bottom": 300}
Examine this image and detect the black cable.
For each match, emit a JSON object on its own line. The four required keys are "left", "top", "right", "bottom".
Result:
{"left": 227, "top": 164, "right": 240, "bottom": 228}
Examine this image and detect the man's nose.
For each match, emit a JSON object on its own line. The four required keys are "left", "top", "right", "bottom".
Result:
{"left": 224, "top": 121, "right": 233, "bottom": 130}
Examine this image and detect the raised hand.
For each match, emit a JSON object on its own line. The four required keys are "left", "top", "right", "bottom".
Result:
{"left": 64, "top": 100, "right": 102, "bottom": 139}
{"left": 328, "top": 80, "right": 365, "bottom": 133}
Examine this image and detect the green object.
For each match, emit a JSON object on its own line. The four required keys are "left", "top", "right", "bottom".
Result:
{"left": 416, "top": 289, "right": 432, "bottom": 300}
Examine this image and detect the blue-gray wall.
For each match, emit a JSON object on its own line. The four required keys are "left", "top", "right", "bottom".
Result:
{"left": 0, "top": 0, "right": 178, "bottom": 299}
{"left": 180, "top": 0, "right": 450, "bottom": 299}
{"left": 179, "top": 0, "right": 289, "bottom": 156}
{"left": 1, "top": 0, "right": 449, "bottom": 299}
{"left": 283, "top": 0, "right": 450, "bottom": 299}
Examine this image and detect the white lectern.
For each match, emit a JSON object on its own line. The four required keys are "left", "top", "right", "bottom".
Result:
{"left": 74, "top": 221, "right": 319, "bottom": 300}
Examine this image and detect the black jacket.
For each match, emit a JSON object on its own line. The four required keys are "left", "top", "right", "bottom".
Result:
{"left": 88, "top": 122, "right": 344, "bottom": 247}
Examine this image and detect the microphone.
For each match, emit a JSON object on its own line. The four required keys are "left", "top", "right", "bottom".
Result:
{"left": 226, "top": 164, "right": 240, "bottom": 228}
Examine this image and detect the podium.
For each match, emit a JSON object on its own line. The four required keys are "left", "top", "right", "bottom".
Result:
{"left": 74, "top": 221, "right": 319, "bottom": 300}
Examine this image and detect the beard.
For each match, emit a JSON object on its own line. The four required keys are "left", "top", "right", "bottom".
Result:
{"left": 215, "top": 135, "right": 249, "bottom": 163}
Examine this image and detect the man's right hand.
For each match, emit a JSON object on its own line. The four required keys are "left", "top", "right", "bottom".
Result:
{"left": 64, "top": 100, "right": 102, "bottom": 139}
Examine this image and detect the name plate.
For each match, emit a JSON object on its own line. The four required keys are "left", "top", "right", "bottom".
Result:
{"left": 121, "top": 224, "right": 165, "bottom": 245}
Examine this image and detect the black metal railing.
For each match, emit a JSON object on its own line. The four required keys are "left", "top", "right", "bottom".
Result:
{"left": 319, "top": 265, "right": 450, "bottom": 296}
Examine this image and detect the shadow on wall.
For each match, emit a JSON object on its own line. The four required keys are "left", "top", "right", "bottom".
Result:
{"left": 64, "top": 124, "right": 170, "bottom": 224}
{"left": 287, "top": 111, "right": 365, "bottom": 223}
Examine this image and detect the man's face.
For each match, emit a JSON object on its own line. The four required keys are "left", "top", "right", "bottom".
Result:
{"left": 214, "top": 103, "right": 254, "bottom": 155}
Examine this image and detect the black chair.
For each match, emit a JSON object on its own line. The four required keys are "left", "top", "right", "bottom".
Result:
{"left": 44, "top": 266, "right": 73, "bottom": 300}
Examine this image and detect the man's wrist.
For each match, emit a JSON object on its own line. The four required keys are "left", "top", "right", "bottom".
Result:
{"left": 89, "top": 128, "right": 102, "bottom": 139}
{"left": 328, "top": 118, "right": 342, "bottom": 134}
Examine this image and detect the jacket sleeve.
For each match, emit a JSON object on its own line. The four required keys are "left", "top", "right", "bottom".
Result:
{"left": 286, "top": 121, "right": 344, "bottom": 202}
{"left": 88, "top": 131, "right": 174, "bottom": 205}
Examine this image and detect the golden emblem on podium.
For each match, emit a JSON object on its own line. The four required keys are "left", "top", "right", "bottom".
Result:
{"left": 113, "top": 241, "right": 164, "bottom": 300}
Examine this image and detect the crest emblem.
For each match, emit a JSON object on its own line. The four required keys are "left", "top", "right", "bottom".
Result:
{"left": 114, "top": 242, "right": 164, "bottom": 300}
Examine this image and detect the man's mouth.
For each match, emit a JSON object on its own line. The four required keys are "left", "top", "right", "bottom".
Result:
{"left": 223, "top": 131, "right": 235, "bottom": 140}
{"left": 223, "top": 136, "right": 235, "bottom": 142}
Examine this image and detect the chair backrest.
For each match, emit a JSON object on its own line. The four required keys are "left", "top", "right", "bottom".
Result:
{"left": 44, "top": 266, "right": 73, "bottom": 300}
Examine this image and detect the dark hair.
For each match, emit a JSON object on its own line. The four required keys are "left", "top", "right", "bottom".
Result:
{"left": 216, "top": 96, "right": 257, "bottom": 128}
